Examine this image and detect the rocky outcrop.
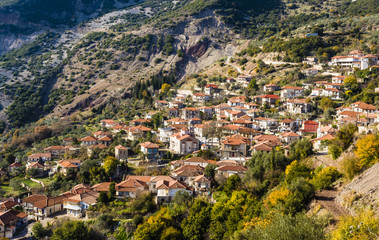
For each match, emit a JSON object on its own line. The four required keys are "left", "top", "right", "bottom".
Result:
{"left": 186, "top": 38, "right": 209, "bottom": 58}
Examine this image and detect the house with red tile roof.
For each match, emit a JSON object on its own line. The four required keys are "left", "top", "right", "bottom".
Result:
{"left": 127, "top": 125, "right": 152, "bottom": 141}
{"left": 253, "top": 94, "right": 280, "bottom": 107}
{"left": 281, "top": 86, "right": 304, "bottom": 99}
{"left": 43, "top": 146, "right": 66, "bottom": 156}
{"left": 216, "top": 165, "right": 247, "bottom": 178}
{"left": 93, "top": 131, "right": 111, "bottom": 139}
{"left": 79, "top": 136, "right": 98, "bottom": 146}
{"left": 332, "top": 76, "right": 345, "bottom": 83}
{"left": 286, "top": 99, "right": 312, "bottom": 114}
{"left": 140, "top": 142, "right": 160, "bottom": 160}
{"left": 193, "top": 93, "right": 211, "bottom": 104}
{"left": 63, "top": 191, "right": 99, "bottom": 217}
{"left": 156, "top": 180, "right": 192, "bottom": 204}
{"left": 23, "top": 194, "right": 66, "bottom": 220}
{"left": 227, "top": 96, "right": 246, "bottom": 107}
{"left": 280, "top": 131, "right": 300, "bottom": 144}
{"left": 86, "top": 144, "right": 108, "bottom": 157}
{"left": 221, "top": 134, "right": 250, "bottom": 159}
{"left": 317, "top": 125, "right": 337, "bottom": 138}
{"left": 0, "top": 200, "right": 18, "bottom": 212}
{"left": 100, "top": 119, "right": 116, "bottom": 128}
{"left": 351, "top": 101, "right": 377, "bottom": 113}
{"left": 169, "top": 100, "right": 184, "bottom": 109}
{"left": 28, "top": 153, "right": 52, "bottom": 162}
{"left": 190, "top": 175, "right": 211, "bottom": 194}
{"left": 263, "top": 83, "right": 281, "bottom": 92}
{"left": 0, "top": 209, "right": 27, "bottom": 238}
{"left": 251, "top": 139, "right": 283, "bottom": 154}
{"left": 312, "top": 134, "right": 335, "bottom": 150}
{"left": 98, "top": 136, "right": 112, "bottom": 146}
{"left": 169, "top": 129, "right": 199, "bottom": 155}
{"left": 323, "top": 88, "right": 343, "bottom": 100}
{"left": 92, "top": 182, "right": 111, "bottom": 192}
{"left": 115, "top": 145, "right": 129, "bottom": 160}
{"left": 204, "top": 84, "right": 220, "bottom": 96}
{"left": 181, "top": 107, "right": 200, "bottom": 120}
{"left": 171, "top": 164, "right": 204, "bottom": 183}
{"left": 155, "top": 100, "right": 168, "bottom": 109}
{"left": 224, "top": 110, "right": 246, "bottom": 121}
{"left": 116, "top": 179, "right": 147, "bottom": 198}
{"left": 280, "top": 118, "right": 296, "bottom": 131}
{"left": 26, "top": 162, "right": 45, "bottom": 177}
{"left": 169, "top": 107, "right": 180, "bottom": 118}
{"left": 8, "top": 162, "right": 22, "bottom": 173}
{"left": 182, "top": 157, "right": 217, "bottom": 168}
{"left": 57, "top": 159, "right": 81, "bottom": 175}
{"left": 223, "top": 124, "right": 241, "bottom": 134}
{"left": 300, "top": 120, "right": 319, "bottom": 134}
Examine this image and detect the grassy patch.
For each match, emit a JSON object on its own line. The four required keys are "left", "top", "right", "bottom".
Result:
{"left": 38, "top": 177, "right": 54, "bottom": 187}
{"left": 22, "top": 179, "right": 43, "bottom": 189}
{"left": 0, "top": 182, "right": 23, "bottom": 198}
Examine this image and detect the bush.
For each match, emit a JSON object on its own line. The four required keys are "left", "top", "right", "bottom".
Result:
{"left": 160, "top": 227, "right": 183, "bottom": 240}
{"left": 51, "top": 221, "right": 92, "bottom": 240}
{"left": 133, "top": 214, "right": 144, "bottom": 227}
{"left": 328, "top": 144, "right": 342, "bottom": 160}
{"left": 330, "top": 209, "right": 379, "bottom": 240}
{"left": 235, "top": 213, "right": 327, "bottom": 240}
{"left": 285, "top": 160, "right": 312, "bottom": 184}
{"left": 9, "top": 178, "right": 22, "bottom": 190}
{"left": 339, "top": 154, "right": 361, "bottom": 180}
{"left": 289, "top": 139, "right": 313, "bottom": 161}
{"left": 32, "top": 222, "right": 52, "bottom": 239}
{"left": 285, "top": 178, "right": 315, "bottom": 214}
{"left": 311, "top": 167, "right": 342, "bottom": 190}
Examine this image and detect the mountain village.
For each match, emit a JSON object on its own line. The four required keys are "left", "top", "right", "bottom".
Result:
{"left": 0, "top": 48, "right": 378, "bottom": 238}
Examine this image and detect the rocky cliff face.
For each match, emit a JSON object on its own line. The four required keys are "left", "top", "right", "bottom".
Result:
{"left": 336, "top": 163, "right": 379, "bottom": 215}
{"left": 0, "top": 0, "right": 140, "bottom": 53}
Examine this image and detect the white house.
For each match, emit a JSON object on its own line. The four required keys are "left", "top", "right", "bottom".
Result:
{"left": 281, "top": 86, "right": 304, "bottom": 99}
{"left": 156, "top": 180, "right": 192, "bottom": 204}
{"left": 170, "top": 129, "right": 199, "bottom": 155}
{"left": 158, "top": 127, "right": 176, "bottom": 143}
{"left": 286, "top": 99, "right": 312, "bottom": 114}
{"left": 263, "top": 83, "right": 281, "bottom": 92}
{"left": 323, "top": 88, "right": 343, "bottom": 100}
{"left": 192, "top": 93, "right": 211, "bottom": 104}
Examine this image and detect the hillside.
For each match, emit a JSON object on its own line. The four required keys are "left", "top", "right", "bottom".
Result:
{"left": 0, "top": 0, "right": 378, "bottom": 239}
{"left": 336, "top": 163, "right": 379, "bottom": 215}
{"left": 0, "top": 0, "right": 285, "bottom": 127}
{"left": 0, "top": 0, "right": 377, "bottom": 127}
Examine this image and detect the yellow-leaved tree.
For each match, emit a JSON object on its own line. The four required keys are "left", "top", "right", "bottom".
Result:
{"left": 264, "top": 186, "right": 290, "bottom": 209}
{"left": 160, "top": 83, "right": 171, "bottom": 93}
{"left": 355, "top": 134, "right": 379, "bottom": 169}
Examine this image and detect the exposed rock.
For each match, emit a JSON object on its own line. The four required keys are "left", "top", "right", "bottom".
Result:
{"left": 186, "top": 38, "right": 209, "bottom": 58}
{"left": 336, "top": 163, "right": 379, "bottom": 215}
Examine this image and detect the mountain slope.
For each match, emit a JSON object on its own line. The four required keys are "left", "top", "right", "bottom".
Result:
{"left": 0, "top": 0, "right": 378, "bottom": 128}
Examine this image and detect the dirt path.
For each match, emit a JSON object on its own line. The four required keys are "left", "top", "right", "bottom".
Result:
{"left": 309, "top": 151, "right": 340, "bottom": 170}
{"left": 315, "top": 189, "right": 349, "bottom": 220}
{"left": 226, "top": 56, "right": 243, "bottom": 74}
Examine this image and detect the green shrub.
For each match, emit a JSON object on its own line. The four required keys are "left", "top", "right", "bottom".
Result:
{"left": 311, "top": 167, "right": 342, "bottom": 190}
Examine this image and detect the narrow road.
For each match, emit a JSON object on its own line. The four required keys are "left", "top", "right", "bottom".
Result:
{"left": 315, "top": 189, "right": 349, "bottom": 220}
{"left": 226, "top": 56, "right": 243, "bottom": 74}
